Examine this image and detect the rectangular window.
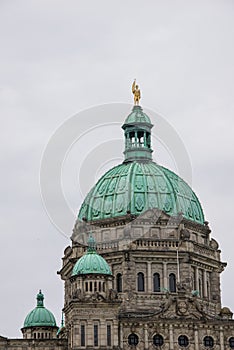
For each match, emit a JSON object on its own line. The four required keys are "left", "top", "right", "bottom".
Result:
{"left": 107, "top": 325, "right": 111, "bottom": 346}
{"left": 81, "top": 325, "right": 85, "bottom": 346}
{"left": 94, "top": 325, "right": 98, "bottom": 347}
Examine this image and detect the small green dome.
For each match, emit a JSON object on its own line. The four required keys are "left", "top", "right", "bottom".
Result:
{"left": 23, "top": 291, "right": 57, "bottom": 328}
{"left": 72, "top": 236, "right": 112, "bottom": 276}
{"left": 123, "top": 105, "right": 152, "bottom": 125}
{"left": 78, "top": 161, "right": 204, "bottom": 224}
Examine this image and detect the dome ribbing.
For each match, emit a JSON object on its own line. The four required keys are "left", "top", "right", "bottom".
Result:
{"left": 78, "top": 161, "right": 204, "bottom": 224}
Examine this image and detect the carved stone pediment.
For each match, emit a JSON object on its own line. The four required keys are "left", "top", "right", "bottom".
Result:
{"left": 158, "top": 292, "right": 214, "bottom": 321}
{"left": 119, "top": 290, "right": 216, "bottom": 321}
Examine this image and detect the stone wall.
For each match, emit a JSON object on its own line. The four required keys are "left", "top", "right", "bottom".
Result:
{"left": 0, "top": 338, "right": 67, "bottom": 350}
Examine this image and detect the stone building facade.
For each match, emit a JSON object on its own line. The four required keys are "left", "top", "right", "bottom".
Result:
{"left": 1, "top": 102, "right": 234, "bottom": 349}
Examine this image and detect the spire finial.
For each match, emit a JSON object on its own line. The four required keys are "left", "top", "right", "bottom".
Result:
{"left": 57, "top": 311, "right": 65, "bottom": 337}
{"left": 36, "top": 290, "right": 44, "bottom": 307}
{"left": 132, "top": 79, "right": 141, "bottom": 105}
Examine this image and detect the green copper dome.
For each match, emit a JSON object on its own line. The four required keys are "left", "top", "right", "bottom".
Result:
{"left": 78, "top": 105, "right": 205, "bottom": 225}
{"left": 72, "top": 236, "right": 112, "bottom": 276}
{"left": 123, "top": 105, "right": 152, "bottom": 125}
{"left": 78, "top": 161, "right": 204, "bottom": 224}
{"left": 23, "top": 291, "right": 57, "bottom": 328}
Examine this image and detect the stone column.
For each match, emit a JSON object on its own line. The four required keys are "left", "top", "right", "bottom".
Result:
{"left": 194, "top": 326, "right": 199, "bottom": 350}
{"left": 163, "top": 262, "right": 168, "bottom": 290}
{"left": 113, "top": 320, "right": 119, "bottom": 347}
{"left": 147, "top": 262, "right": 152, "bottom": 293}
{"left": 73, "top": 325, "right": 79, "bottom": 347}
{"left": 203, "top": 270, "right": 208, "bottom": 298}
{"left": 100, "top": 320, "right": 105, "bottom": 347}
{"left": 87, "top": 321, "right": 93, "bottom": 347}
{"left": 144, "top": 324, "right": 149, "bottom": 350}
{"left": 70, "top": 323, "right": 73, "bottom": 349}
{"left": 210, "top": 271, "right": 221, "bottom": 305}
{"left": 119, "top": 323, "right": 123, "bottom": 349}
{"left": 169, "top": 324, "right": 174, "bottom": 350}
{"left": 220, "top": 327, "right": 224, "bottom": 350}
{"left": 195, "top": 267, "right": 199, "bottom": 291}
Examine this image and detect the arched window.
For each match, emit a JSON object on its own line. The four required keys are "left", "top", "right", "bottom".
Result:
{"left": 107, "top": 325, "right": 111, "bottom": 346}
{"left": 203, "top": 336, "right": 214, "bottom": 347}
{"left": 137, "top": 272, "right": 145, "bottom": 292}
{"left": 128, "top": 333, "right": 139, "bottom": 346}
{"left": 153, "top": 273, "right": 161, "bottom": 292}
{"left": 169, "top": 273, "right": 176, "bottom": 292}
{"left": 94, "top": 325, "right": 98, "bottom": 347}
{"left": 116, "top": 273, "right": 122, "bottom": 292}
{"left": 81, "top": 325, "right": 85, "bottom": 346}
{"left": 178, "top": 335, "right": 189, "bottom": 347}
{"left": 229, "top": 337, "right": 234, "bottom": 348}
{"left": 153, "top": 334, "right": 164, "bottom": 346}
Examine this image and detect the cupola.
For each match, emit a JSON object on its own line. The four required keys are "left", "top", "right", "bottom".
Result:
{"left": 70, "top": 235, "right": 113, "bottom": 300}
{"left": 122, "top": 105, "right": 153, "bottom": 163}
{"left": 21, "top": 290, "right": 58, "bottom": 339}
{"left": 72, "top": 235, "right": 112, "bottom": 276}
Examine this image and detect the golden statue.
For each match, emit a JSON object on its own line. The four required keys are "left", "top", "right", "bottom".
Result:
{"left": 132, "top": 79, "right": 141, "bottom": 105}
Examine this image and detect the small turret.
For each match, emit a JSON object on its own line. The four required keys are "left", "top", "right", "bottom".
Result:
{"left": 21, "top": 290, "right": 58, "bottom": 339}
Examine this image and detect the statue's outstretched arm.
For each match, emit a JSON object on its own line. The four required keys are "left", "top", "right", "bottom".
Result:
{"left": 132, "top": 80, "right": 136, "bottom": 93}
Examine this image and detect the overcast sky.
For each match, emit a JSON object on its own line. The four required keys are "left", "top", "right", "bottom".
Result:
{"left": 0, "top": 0, "right": 234, "bottom": 337}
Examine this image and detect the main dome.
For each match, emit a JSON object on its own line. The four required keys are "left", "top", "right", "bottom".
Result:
{"left": 78, "top": 161, "right": 204, "bottom": 224}
{"left": 23, "top": 291, "right": 57, "bottom": 328}
{"left": 78, "top": 105, "right": 204, "bottom": 225}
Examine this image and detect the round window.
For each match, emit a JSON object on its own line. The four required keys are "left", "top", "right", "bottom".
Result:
{"left": 229, "top": 337, "right": 234, "bottom": 348}
{"left": 178, "top": 335, "right": 189, "bottom": 347}
{"left": 128, "top": 333, "right": 139, "bottom": 346}
{"left": 153, "top": 334, "right": 164, "bottom": 346}
{"left": 203, "top": 336, "right": 214, "bottom": 348}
